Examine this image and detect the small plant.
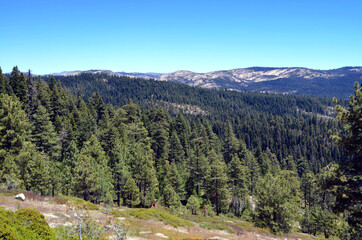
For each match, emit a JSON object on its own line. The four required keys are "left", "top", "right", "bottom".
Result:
{"left": 118, "top": 208, "right": 193, "bottom": 228}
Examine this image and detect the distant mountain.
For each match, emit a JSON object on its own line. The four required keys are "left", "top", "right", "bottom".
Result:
{"left": 160, "top": 67, "right": 362, "bottom": 98}
{"left": 50, "top": 70, "right": 163, "bottom": 79}
{"left": 48, "top": 67, "right": 362, "bottom": 98}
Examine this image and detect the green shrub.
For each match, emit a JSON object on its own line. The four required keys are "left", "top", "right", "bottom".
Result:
{"left": 53, "top": 196, "right": 99, "bottom": 210}
{"left": 116, "top": 208, "right": 193, "bottom": 228}
{"left": 0, "top": 208, "right": 55, "bottom": 240}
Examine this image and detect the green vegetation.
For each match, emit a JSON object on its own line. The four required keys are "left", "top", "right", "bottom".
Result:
{"left": 53, "top": 196, "right": 99, "bottom": 210}
{"left": 0, "top": 66, "right": 360, "bottom": 239}
{"left": 0, "top": 208, "right": 55, "bottom": 240}
{"left": 113, "top": 208, "right": 193, "bottom": 228}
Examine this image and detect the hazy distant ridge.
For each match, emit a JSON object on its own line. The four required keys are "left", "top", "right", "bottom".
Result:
{"left": 50, "top": 67, "right": 362, "bottom": 98}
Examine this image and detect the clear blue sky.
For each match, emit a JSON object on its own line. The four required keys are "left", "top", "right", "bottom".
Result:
{"left": 0, "top": 0, "right": 361, "bottom": 74}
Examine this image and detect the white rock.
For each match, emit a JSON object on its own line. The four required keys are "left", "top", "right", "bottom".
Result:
{"left": 15, "top": 193, "right": 25, "bottom": 201}
{"left": 154, "top": 233, "right": 168, "bottom": 238}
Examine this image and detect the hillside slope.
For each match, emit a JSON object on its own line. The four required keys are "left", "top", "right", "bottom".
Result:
{"left": 1, "top": 190, "right": 319, "bottom": 240}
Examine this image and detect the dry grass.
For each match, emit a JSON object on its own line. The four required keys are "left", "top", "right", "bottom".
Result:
{"left": 1, "top": 189, "right": 322, "bottom": 239}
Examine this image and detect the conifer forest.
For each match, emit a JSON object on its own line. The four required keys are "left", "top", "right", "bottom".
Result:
{"left": 0, "top": 66, "right": 361, "bottom": 239}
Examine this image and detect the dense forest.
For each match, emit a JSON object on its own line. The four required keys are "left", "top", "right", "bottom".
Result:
{"left": 0, "top": 66, "right": 360, "bottom": 239}
{"left": 45, "top": 73, "right": 346, "bottom": 172}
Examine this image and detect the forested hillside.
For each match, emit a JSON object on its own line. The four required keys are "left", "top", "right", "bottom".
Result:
{"left": 0, "top": 66, "right": 360, "bottom": 239}
{"left": 47, "top": 73, "right": 345, "bottom": 171}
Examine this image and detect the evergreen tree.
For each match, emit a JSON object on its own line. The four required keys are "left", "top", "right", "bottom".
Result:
{"left": 223, "top": 121, "right": 239, "bottom": 163}
{"left": 73, "top": 154, "right": 98, "bottom": 202}
{"left": 163, "top": 184, "right": 181, "bottom": 209}
{"left": 297, "top": 157, "right": 309, "bottom": 178}
{"left": 123, "top": 176, "right": 140, "bottom": 207}
{"left": 0, "top": 68, "right": 12, "bottom": 95}
{"left": 28, "top": 153, "right": 51, "bottom": 196}
{"left": 26, "top": 70, "right": 38, "bottom": 121}
{"left": 73, "top": 135, "right": 113, "bottom": 203}
{"left": 88, "top": 90, "right": 106, "bottom": 126}
{"left": 111, "top": 140, "right": 130, "bottom": 206}
{"left": 253, "top": 173, "right": 300, "bottom": 233}
{"left": 246, "top": 154, "right": 259, "bottom": 195}
{"left": 284, "top": 155, "right": 297, "bottom": 172}
{"left": 174, "top": 112, "right": 191, "bottom": 157}
{"left": 301, "top": 172, "right": 316, "bottom": 208}
{"left": 329, "top": 81, "right": 362, "bottom": 238}
{"left": 205, "top": 150, "right": 229, "bottom": 215}
{"left": 76, "top": 98, "right": 95, "bottom": 147}
{"left": 0, "top": 94, "right": 30, "bottom": 155}
{"left": 128, "top": 142, "right": 158, "bottom": 207}
{"left": 9, "top": 66, "right": 27, "bottom": 103}
{"left": 164, "top": 160, "right": 185, "bottom": 199}
{"left": 168, "top": 130, "right": 185, "bottom": 167}
{"left": 0, "top": 68, "right": 5, "bottom": 94}
{"left": 31, "top": 105, "right": 60, "bottom": 160}
{"left": 186, "top": 195, "right": 200, "bottom": 215}
{"left": 36, "top": 79, "right": 52, "bottom": 112}
{"left": 228, "top": 154, "right": 250, "bottom": 198}
{"left": 255, "top": 146, "right": 271, "bottom": 175}
{"left": 186, "top": 146, "right": 209, "bottom": 197}
{"left": 0, "top": 153, "right": 20, "bottom": 189}
{"left": 146, "top": 108, "right": 170, "bottom": 184}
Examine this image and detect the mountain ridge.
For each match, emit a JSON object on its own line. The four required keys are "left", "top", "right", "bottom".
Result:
{"left": 46, "top": 66, "right": 362, "bottom": 98}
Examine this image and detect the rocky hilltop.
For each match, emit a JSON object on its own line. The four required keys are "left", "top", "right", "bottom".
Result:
{"left": 50, "top": 66, "right": 362, "bottom": 98}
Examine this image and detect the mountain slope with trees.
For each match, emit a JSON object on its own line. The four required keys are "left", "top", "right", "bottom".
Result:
{"left": 0, "top": 66, "right": 360, "bottom": 239}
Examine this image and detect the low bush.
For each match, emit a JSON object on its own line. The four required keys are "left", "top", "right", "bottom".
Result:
{"left": 113, "top": 208, "right": 193, "bottom": 228}
{"left": 0, "top": 208, "right": 55, "bottom": 240}
{"left": 53, "top": 196, "right": 99, "bottom": 210}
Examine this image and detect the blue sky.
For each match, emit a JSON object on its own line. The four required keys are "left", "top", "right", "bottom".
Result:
{"left": 0, "top": 0, "right": 361, "bottom": 74}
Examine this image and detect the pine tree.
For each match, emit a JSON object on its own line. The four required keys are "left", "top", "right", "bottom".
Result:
{"left": 112, "top": 142, "right": 130, "bottom": 206}
{"left": 301, "top": 172, "right": 316, "bottom": 208}
{"left": 0, "top": 94, "right": 30, "bottom": 155}
{"left": 284, "top": 155, "right": 297, "bottom": 173}
{"left": 205, "top": 150, "right": 230, "bottom": 215}
{"left": 76, "top": 98, "right": 95, "bottom": 147}
{"left": 253, "top": 173, "right": 300, "bottom": 233}
{"left": 28, "top": 153, "right": 51, "bottom": 196}
{"left": 0, "top": 153, "right": 20, "bottom": 189}
{"left": 255, "top": 146, "right": 271, "bottom": 175}
{"left": 0, "top": 68, "right": 11, "bottom": 95}
{"left": 227, "top": 154, "right": 251, "bottom": 217}
{"left": 0, "top": 94, "right": 31, "bottom": 189}
{"left": 146, "top": 108, "right": 170, "bottom": 184}
{"left": 246, "top": 154, "right": 259, "bottom": 195}
{"left": 174, "top": 113, "right": 191, "bottom": 157}
{"left": 168, "top": 130, "right": 185, "bottom": 167}
{"left": 9, "top": 66, "right": 27, "bottom": 103}
{"left": 73, "top": 135, "right": 113, "bottom": 203}
{"left": 36, "top": 79, "right": 52, "bottom": 113}
{"left": 186, "top": 195, "right": 200, "bottom": 215}
{"left": 48, "top": 77, "right": 68, "bottom": 124}
{"left": 164, "top": 160, "right": 185, "bottom": 199}
{"left": 128, "top": 142, "right": 158, "bottom": 207}
{"left": 73, "top": 154, "right": 98, "bottom": 201}
{"left": 162, "top": 184, "right": 181, "bottom": 209}
{"left": 186, "top": 147, "right": 209, "bottom": 197}
{"left": 88, "top": 91, "right": 106, "bottom": 126}
{"left": 297, "top": 157, "right": 309, "bottom": 178}
{"left": 26, "top": 70, "right": 38, "bottom": 122}
{"left": 31, "top": 105, "right": 60, "bottom": 161}
{"left": 329, "top": 81, "right": 362, "bottom": 237}
{"left": 123, "top": 176, "right": 140, "bottom": 207}
{"left": 223, "top": 121, "right": 239, "bottom": 163}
